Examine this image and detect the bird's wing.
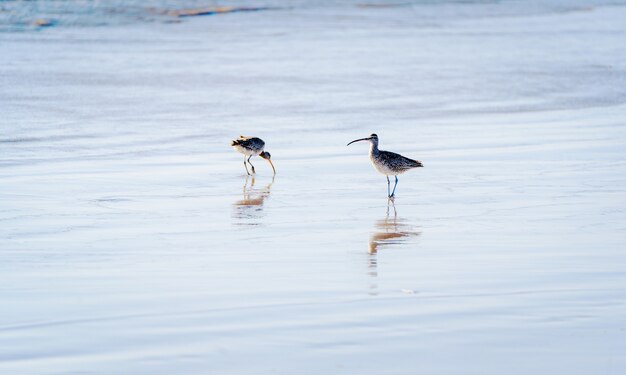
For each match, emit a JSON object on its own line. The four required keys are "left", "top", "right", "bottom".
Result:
{"left": 232, "top": 136, "right": 264, "bottom": 149}
{"left": 381, "top": 150, "right": 423, "bottom": 168}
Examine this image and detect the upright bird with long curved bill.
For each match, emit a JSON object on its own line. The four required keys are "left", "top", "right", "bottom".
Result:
{"left": 231, "top": 136, "right": 276, "bottom": 175}
{"left": 347, "top": 133, "right": 423, "bottom": 198}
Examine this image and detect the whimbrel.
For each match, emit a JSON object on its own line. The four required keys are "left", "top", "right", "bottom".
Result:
{"left": 347, "top": 133, "right": 423, "bottom": 198}
{"left": 231, "top": 136, "right": 276, "bottom": 175}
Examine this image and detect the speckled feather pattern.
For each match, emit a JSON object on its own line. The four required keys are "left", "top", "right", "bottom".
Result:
{"left": 373, "top": 150, "right": 423, "bottom": 175}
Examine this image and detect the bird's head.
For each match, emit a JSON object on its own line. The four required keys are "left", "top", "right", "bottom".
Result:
{"left": 260, "top": 151, "right": 276, "bottom": 174}
{"left": 347, "top": 133, "right": 378, "bottom": 146}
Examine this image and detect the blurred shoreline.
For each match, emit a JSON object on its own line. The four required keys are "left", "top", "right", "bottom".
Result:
{"left": 2, "top": 0, "right": 625, "bottom": 32}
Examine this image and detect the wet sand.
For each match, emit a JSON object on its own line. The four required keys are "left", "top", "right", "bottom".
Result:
{"left": 2, "top": 1, "right": 626, "bottom": 374}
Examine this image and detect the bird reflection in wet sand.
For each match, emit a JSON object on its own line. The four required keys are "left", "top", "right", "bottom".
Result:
{"left": 369, "top": 201, "right": 419, "bottom": 254}
{"left": 232, "top": 175, "right": 274, "bottom": 224}
{"left": 367, "top": 200, "right": 420, "bottom": 295}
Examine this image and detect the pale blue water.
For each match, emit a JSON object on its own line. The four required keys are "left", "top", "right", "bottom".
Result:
{"left": 1, "top": 1, "right": 626, "bottom": 374}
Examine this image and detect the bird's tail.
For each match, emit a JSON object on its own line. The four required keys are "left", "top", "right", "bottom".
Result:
{"left": 413, "top": 159, "right": 424, "bottom": 168}
{"left": 231, "top": 135, "right": 247, "bottom": 146}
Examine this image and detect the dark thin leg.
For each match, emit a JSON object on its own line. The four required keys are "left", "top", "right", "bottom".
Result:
{"left": 243, "top": 155, "right": 250, "bottom": 175}
{"left": 387, "top": 176, "right": 391, "bottom": 197}
{"left": 247, "top": 155, "right": 256, "bottom": 174}
{"left": 390, "top": 176, "right": 399, "bottom": 197}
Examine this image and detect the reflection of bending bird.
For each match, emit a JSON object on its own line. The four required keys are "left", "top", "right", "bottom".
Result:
{"left": 235, "top": 176, "right": 273, "bottom": 206}
{"left": 232, "top": 175, "right": 274, "bottom": 222}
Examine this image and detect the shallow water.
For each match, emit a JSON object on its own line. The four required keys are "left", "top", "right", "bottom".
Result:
{"left": 2, "top": 1, "right": 626, "bottom": 374}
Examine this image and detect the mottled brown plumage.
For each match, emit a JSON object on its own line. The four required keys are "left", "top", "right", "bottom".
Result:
{"left": 347, "top": 133, "right": 423, "bottom": 198}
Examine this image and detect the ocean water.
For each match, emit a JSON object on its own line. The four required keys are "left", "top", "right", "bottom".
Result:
{"left": 1, "top": 1, "right": 626, "bottom": 374}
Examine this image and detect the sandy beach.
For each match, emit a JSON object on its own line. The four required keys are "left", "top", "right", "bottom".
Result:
{"left": 1, "top": 1, "right": 626, "bottom": 374}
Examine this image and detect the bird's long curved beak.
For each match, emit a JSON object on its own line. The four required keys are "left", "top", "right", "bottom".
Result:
{"left": 347, "top": 137, "right": 371, "bottom": 146}
{"left": 267, "top": 159, "right": 276, "bottom": 175}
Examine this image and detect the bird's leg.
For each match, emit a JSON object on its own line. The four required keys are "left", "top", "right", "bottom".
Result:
{"left": 243, "top": 155, "right": 251, "bottom": 175}
{"left": 247, "top": 156, "right": 256, "bottom": 174}
{"left": 390, "top": 176, "right": 399, "bottom": 197}
{"left": 387, "top": 176, "right": 391, "bottom": 198}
